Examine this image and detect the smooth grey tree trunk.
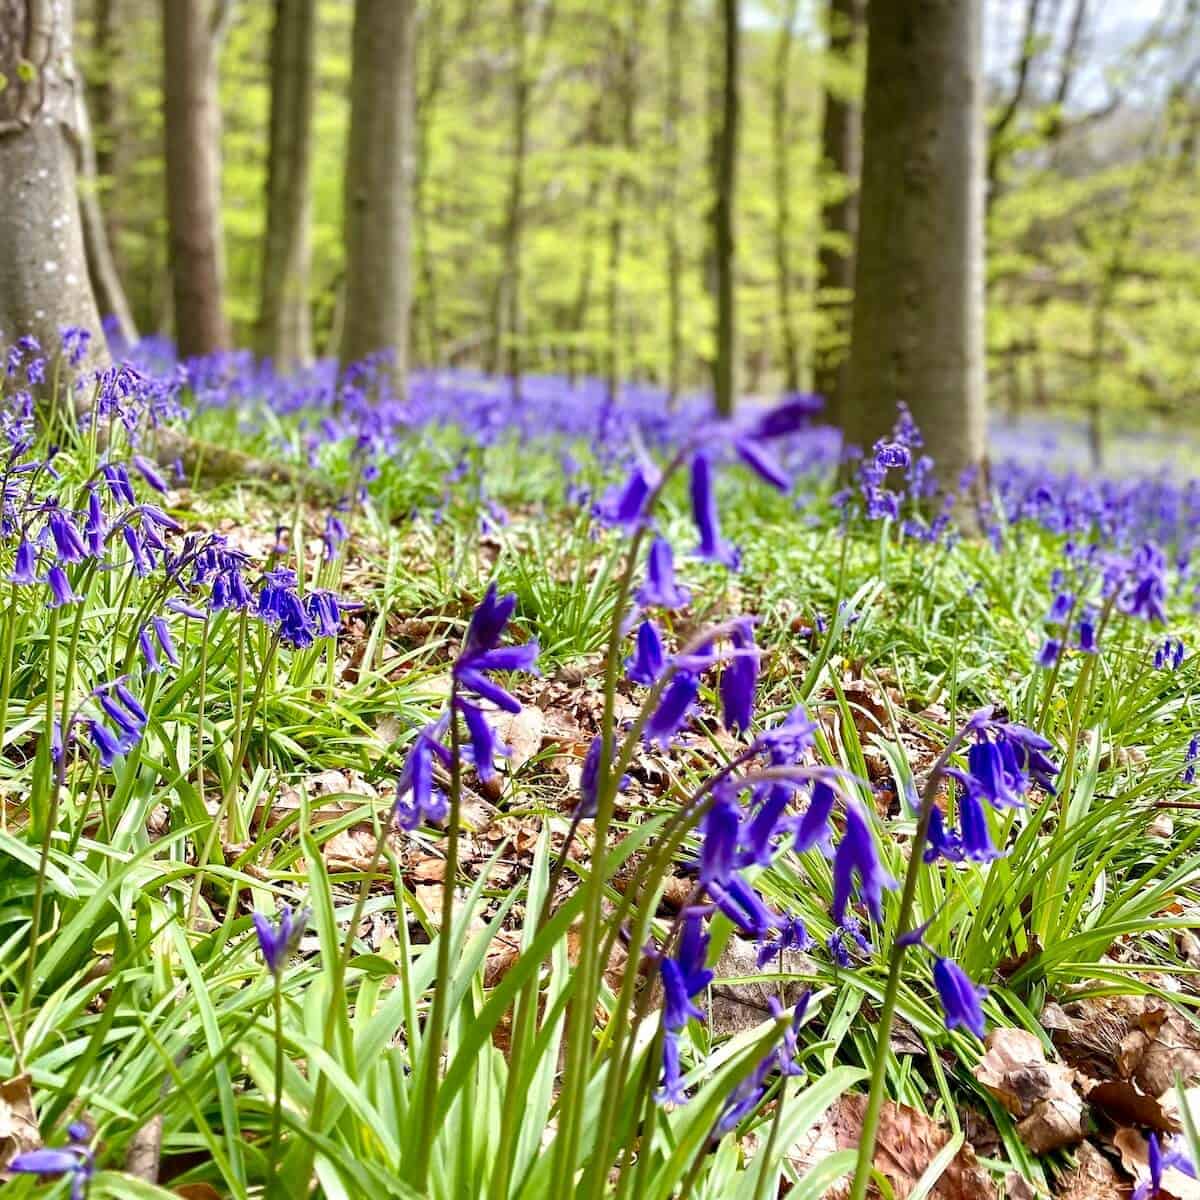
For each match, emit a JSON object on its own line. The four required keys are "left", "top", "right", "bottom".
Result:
{"left": 813, "top": 0, "right": 864, "bottom": 427}
{"left": 76, "top": 90, "right": 137, "bottom": 347}
{"left": 663, "top": 0, "right": 684, "bottom": 406}
{"left": 712, "top": 0, "right": 739, "bottom": 418}
{"left": 339, "top": 0, "right": 416, "bottom": 395}
{"left": 256, "top": 0, "right": 315, "bottom": 368}
{"left": 843, "top": 0, "right": 987, "bottom": 495}
{"left": 162, "top": 0, "right": 230, "bottom": 358}
{"left": 0, "top": 0, "right": 106, "bottom": 359}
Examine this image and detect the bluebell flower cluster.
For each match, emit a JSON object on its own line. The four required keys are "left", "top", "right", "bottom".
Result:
{"left": 394, "top": 584, "right": 539, "bottom": 830}
{"left": 253, "top": 903, "right": 310, "bottom": 976}
{"left": 8, "top": 1121, "right": 94, "bottom": 1200}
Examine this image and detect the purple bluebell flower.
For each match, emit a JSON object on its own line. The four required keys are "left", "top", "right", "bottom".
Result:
{"left": 459, "top": 699, "right": 502, "bottom": 783}
{"left": 46, "top": 505, "right": 87, "bottom": 563}
{"left": 793, "top": 780, "right": 836, "bottom": 855}
{"left": 1133, "top": 1133, "right": 1197, "bottom": 1200}
{"left": 831, "top": 801, "right": 897, "bottom": 926}
{"left": 395, "top": 719, "right": 453, "bottom": 830}
{"left": 708, "top": 874, "right": 779, "bottom": 936}
{"left": 699, "top": 793, "right": 741, "bottom": 886}
{"left": 958, "top": 788, "right": 1000, "bottom": 862}
{"left": 734, "top": 437, "right": 790, "bottom": 491}
{"left": 756, "top": 913, "right": 813, "bottom": 967}
{"left": 9, "top": 539, "right": 37, "bottom": 584}
{"left": 643, "top": 672, "right": 699, "bottom": 748}
{"left": 454, "top": 585, "right": 539, "bottom": 713}
{"left": 594, "top": 462, "right": 658, "bottom": 528}
{"left": 932, "top": 956, "right": 987, "bottom": 1038}
{"left": 152, "top": 616, "right": 179, "bottom": 666}
{"left": 89, "top": 720, "right": 124, "bottom": 767}
{"left": 1037, "top": 638, "right": 1061, "bottom": 668}
{"left": 689, "top": 453, "right": 739, "bottom": 569}
{"left": 45, "top": 566, "right": 79, "bottom": 608}
{"left": 741, "top": 784, "right": 791, "bottom": 866}
{"left": 252, "top": 903, "right": 310, "bottom": 975}
{"left": 579, "top": 735, "right": 603, "bottom": 818}
{"left": 1047, "top": 591, "right": 1074, "bottom": 623}
{"left": 924, "top": 803, "right": 964, "bottom": 863}
{"left": 719, "top": 621, "right": 758, "bottom": 737}
{"left": 637, "top": 537, "right": 690, "bottom": 611}
{"left": 132, "top": 454, "right": 169, "bottom": 494}
{"left": 9, "top": 1138, "right": 93, "bottom": 1200}
{"left": 874, "top": 442, "right": 910, "bottom": 470}
{"left": 754, "top": 704, "right": 817, "bottom": 764}
{"left": 625, "top": 619, "right": 665, "bottom": 686}
{"left": 1077, "top": 617, "right": 1097, "bottom": 653}
{"left": 743, "top": 395, "right": 821, "bottom": 440}
{"left": 658, "top": 1031, "right": 688, "bottom": 1105}
{"left": 323, "top": 512, "right": 349, "bottom": 560}
{"left": 965, "top": 740, "right": 1025, "bottom": 809}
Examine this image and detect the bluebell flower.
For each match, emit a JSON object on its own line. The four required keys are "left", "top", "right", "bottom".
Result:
{"left": 453, "top": 584, "right": 539, "bottom": 713}
{"left": 152, "top": 616, "right": 179, "bottom": 666}
{"left": 1077, "top": 617, "right": 1097, "bottom": 653}
{"left": 754, "top": 704, "right": 817, "bottom": 764}
{"left": 9, "top": 539, "right": 37, "bottom": 584}
{"left": 252, "top": 903, "right": 310, "bottom": 975}
{"left": 874, "top": 442, "right": 910, "bottom": 470}
{"left": 102, "top": 462, "right": 136, "bottom": 504}
{"left": 98, "top": 692, "right": 144, "bottom": 750}
{"left": 958, "top": 788, "right": 1000, "bottom": 862}
{"left": 84, "top": 487, "right": 106, "bottom": 557}
{"left": 708, "top": 874, "right": 779, "bottom": 936}
{"left": 831, "top": 801, "right": 897, "bottom": 926}
{"left": 594, "top": 462, "right": 658, "bottom": 528}
{"left": 699, "top": 793, "right": 740, "bottom": 886}
{"left": 756, "top": 913, "right": 812, "bottom": 967}
{"left": 123, "top": 525, "right": 151, "bottom": 576}
{"left": 1037, "top": 638, "right": 1061, "bottom": 668}
{"left": 579, "top": 735, "right": 603, "bottom": 818}
{"left": 395, "top": 719, "right": 453, "bottom": 830}
{"left": 323, "top": 512, "right": 348, "bottom": 560}
{"left": 1047, "top": 591, "right": 1074, "bottom": 623}
{"left": 658, "top": 1030, "right": 688, "bottom": 1105}
{"left": 719, "top": 621, "right": 758, "bottom": 737}
{"left": 1132, "top": 1133, "right": 1197, "bottom": 1200}
{"left": 643, "top": 672, "right": 699, "bottom": 747}
{"left": 625, "top": 619, "right": 665, "bottom": 686}
{"left": 46, "top": 505, "right": 87, "bottom": 563}
{"left": 89, "top": 720, "right": 124, "bottom": 767}
{"left": 132, "top": 454, "right": 169, "bottom": 494}
{"left": 932, "top": 956, "right": 987, "bottom": 1038}
{"left": 740, "top": 784, "right": 791, "bottom": 866}
{"left": 793, "top": 780, "right": 836, "bottom": 855}
{"left": 743, "top": 395, "right": 821, "bottom": 440}
{"left": 828, "top": 916, "right": 873, "bottom": 966}
{"left": 9, "top": 1138, "right": 93, "bottom": 1200}
{"left": 734, "top": 437, "right": 790, "bottom": 491}
{"left": 965, "top": 740, "right": 1025, "bottom": 809}
{"left": 45, "top": 565, "right": 79, "bottom": 608}
{"left": 689, "top": 453, "right": 739, "bottom": 569}
{"left": 459, "top": 699, "right": 502, "bottom": 783}
{"left": 636, "top": 537, "right": 690, "bottom": 610}
{"left": 924, "top": 803, "right": 964, "bottom": 863}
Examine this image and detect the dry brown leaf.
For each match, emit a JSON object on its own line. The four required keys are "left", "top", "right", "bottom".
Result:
{"left": 1001, "top": 1173, "right": 1036, "bottom": 1200}
{"left": 322, "top": 826, "right": 386, "bottom": 873}
{"left": 0, "top": 1075, "right": 40, "bottom": 1169}
{"left": 497, "top": 706, "right": 547, "bottom": 773}
{"left": 1058, "top": 1142, "right": 1124, "bottom": 1200}
{"left": 973, "top": 1028, "right": 1084, "bottom": 1153}
{"left": 793, "top": 1094, "right": 996, "bottom": 1199}
{"left": 174, "top": 1184, "right": 224, "bottom": 1199}
{"left": 1113, "top": 1127, "right": 1200, "bottom": 1200}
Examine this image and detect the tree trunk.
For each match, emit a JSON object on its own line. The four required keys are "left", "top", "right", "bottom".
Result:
{"left": 339, "top": 0, "right": 416, "bottom": 393}
{"left": 162, "top": 0, "right": 229, "bottom": 358}
{"left": 813, "top": 0, "right": 865, "bottom": 427}
{"left": 843, "top": 0, "right": 987, "bottom": 497}
{"left": 489, "top": 0, "right": 529, "bottom": 393}
{"left": 90, "top": 0, "right": 125, "bottom": 285}
{"left": 664, "top": 0, "right": 684, "bottom": 406}
{"left": 75, "top": 90, "right": 137, "bottom": 346}
{"left": 256, "top": 0, "right": 315, "bottom": 368}
{"left": 712, "top": 0, "right": 739, "bottom": 418}
{"left": 604, "top": 2, "right": 641, "bottom": 407}
{"left": 0, "top": 0, "right": 106, "bottom": 359}
{"left": 772, "top": 0, "right": 801, "bottom": 394}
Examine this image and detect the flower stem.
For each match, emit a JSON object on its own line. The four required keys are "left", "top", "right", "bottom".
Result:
{"left": 266, "top": 973, "right": 284, "bottom": 1197}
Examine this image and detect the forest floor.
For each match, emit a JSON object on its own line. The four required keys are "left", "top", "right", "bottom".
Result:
{"left": 5, "top": 362, "right": 1200, "bottom": 1198}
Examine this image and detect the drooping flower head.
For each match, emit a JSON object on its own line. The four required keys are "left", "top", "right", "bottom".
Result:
{"left": 252, "top": 903, "right": 310, "bottom": 976}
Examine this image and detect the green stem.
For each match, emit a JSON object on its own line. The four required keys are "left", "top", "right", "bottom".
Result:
{"left": 413, "top": 682, "right": 463, "bottom": 1188}
{"left": 267, "top": 974, "right": 284, "bottom": 1196}
{"left": 847, "top": 728, "right": 974, "bottom": 1200}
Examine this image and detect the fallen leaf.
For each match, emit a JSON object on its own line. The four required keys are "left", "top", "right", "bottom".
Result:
{"left": 1058, "top": 1142, "right": 1124, "bottom": 1200}
{"left": 0, "top": 1075, "right": 39, "bottom": 1168}
{"left": 1001, "top": 1173, "right": 1036, "bottom": 1200}
{"left": 973, "top": 1028, "right": 1085, "bottom": 1152}
{"left": 497, "top": 706, "right": 547, "bottom": 773}
{"left": 792, "top": 1094, "right": 997, "bottom": 1199}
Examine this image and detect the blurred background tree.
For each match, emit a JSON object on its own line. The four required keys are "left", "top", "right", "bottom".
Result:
{"left": 43, "top": 0, "right": 1200, "bottom": 463}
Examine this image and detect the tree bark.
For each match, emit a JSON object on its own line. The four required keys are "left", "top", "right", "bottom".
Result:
{"left": 604, "top": 1, "right": 642, "bottom": 407}
{"left": 75, "top": 90, "right": 137, "bottom": 346}
{"left": 813, "top": 0, "right": 865, "bottom": 427}
{"left": 338, "top": 0, "right": 416, "bottom": 393}
{"left": 772, "top": 0, "right": 801, "bottom": 394}
{"left": 664, "top": 0, "right": 684, "bottom": 406}
{"left": 488, "top": 0, "right": 529, "bottom": 392}
{"left": 0, "top": 0, "right": 106, "bottom": 358}
{"left": 255, "top": 0, "right": 315, "bottom": 368}
{"left": 843, "top": 0, "right": 987, "bottom": 497}
{"left": 712, "top": 0, "right": 740, "bottom": 418}
{"left": 162, "top": 0, "right": 230, "bottom": 358}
